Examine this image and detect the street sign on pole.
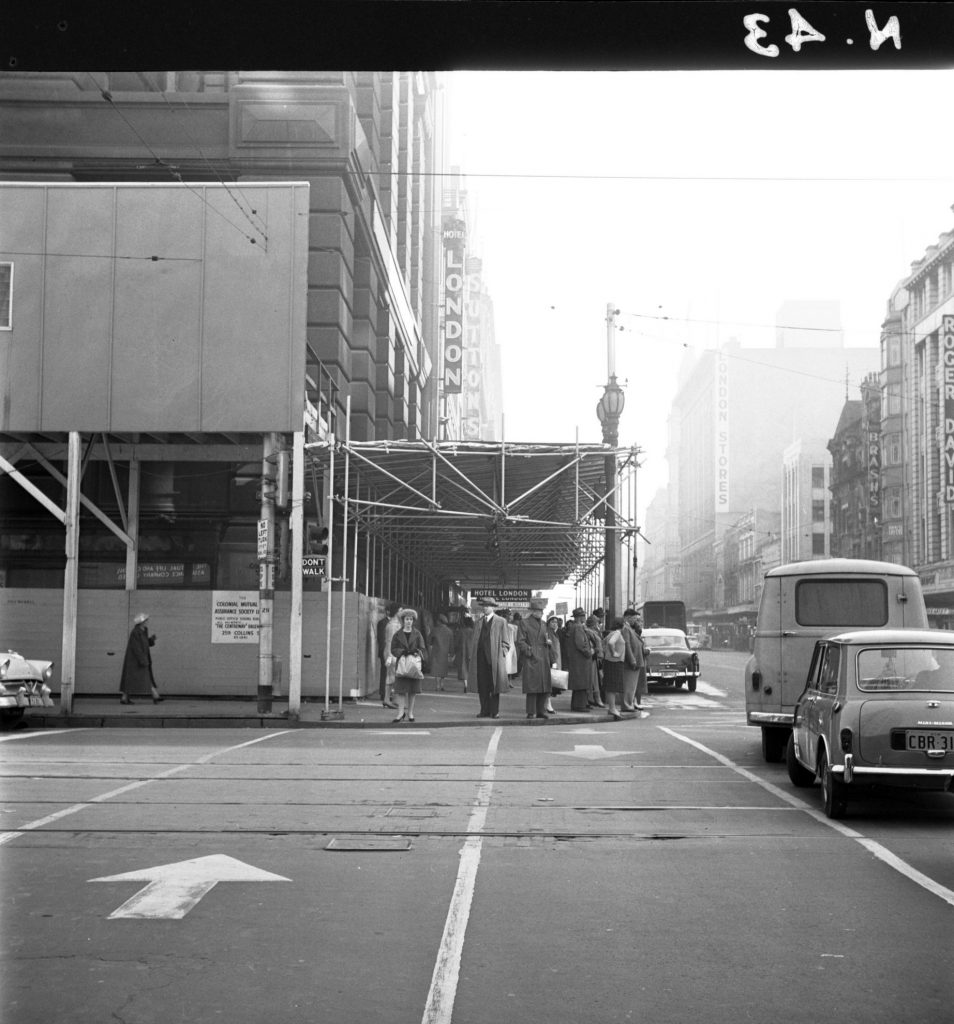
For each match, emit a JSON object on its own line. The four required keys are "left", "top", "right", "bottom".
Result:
{"left": 302, "top": 555, "right": 326, "bottom": 578}
{"left": 257, "top": 519, "right": 269, "bottom": 561}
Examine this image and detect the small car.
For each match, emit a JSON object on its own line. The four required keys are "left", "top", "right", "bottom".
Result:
{"left": 0, "top": 649, "right": 55, "bottom": 727}
{"left": 787, "top": 629, "right": 954, "bottom": 818}
{"left": 641, "top": 628, "right": 700, "bottom": 692}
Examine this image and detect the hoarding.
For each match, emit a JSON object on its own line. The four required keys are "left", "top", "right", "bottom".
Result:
{"left": 0, "top": 182, "right": 308, "bottom": 433}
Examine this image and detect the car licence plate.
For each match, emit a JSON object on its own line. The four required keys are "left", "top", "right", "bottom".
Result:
{"left": 906, "top": 730, "right": 954, "bottom": 751}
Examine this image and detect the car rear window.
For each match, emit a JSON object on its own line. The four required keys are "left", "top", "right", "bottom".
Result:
{"left": 795, "top": 579, "right": 888, "bottom": 627}
{"left": 857, "top": 647, "right": 954, "bottom": 692}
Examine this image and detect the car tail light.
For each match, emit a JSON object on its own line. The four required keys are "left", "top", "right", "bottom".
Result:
{"left": 840, "top": 728, "right": 853, "bottom": 753}
{"left": 42, "top": 664, "right": 54, "bottom": 681}
{"left": 0, "top": 659, "right": 8, "bottom": 681}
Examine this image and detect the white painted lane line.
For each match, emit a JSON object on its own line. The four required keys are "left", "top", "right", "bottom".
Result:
{"left": 0, "top": 729, "right": 293, "bottom": 847}
{"left": 0, "top": 728, "right": 91, "bottom": 742}
{"left": 421, "top": 726, "right": 502, "bottom": 1024}
{"left": 661, "top": 726, "right": 954, "bottom": 910}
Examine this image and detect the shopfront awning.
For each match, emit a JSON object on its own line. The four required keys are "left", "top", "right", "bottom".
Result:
{"left": 307, "top": 438, "right": 634, "bottom": 592}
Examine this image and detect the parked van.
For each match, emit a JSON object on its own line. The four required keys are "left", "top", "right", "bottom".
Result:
{"left": 745, "top": 558, "right": 927, "bottom": 762}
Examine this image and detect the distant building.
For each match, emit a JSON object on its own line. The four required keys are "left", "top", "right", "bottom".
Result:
{"left": 664, "top": 308, "right": 878, "bottom": 620}
{"left": 782, "top": 437, "right": 833, "bottom": 563}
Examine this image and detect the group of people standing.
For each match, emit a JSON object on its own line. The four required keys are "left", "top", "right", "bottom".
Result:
{"left": 376, "top": 598, "right": 649, "bottom": 723}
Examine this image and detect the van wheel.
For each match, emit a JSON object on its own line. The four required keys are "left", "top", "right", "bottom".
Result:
{"left": 761, "top": 727, "right": 787, "bottom": 763}
{"left": 786, "top": 735, "right": 815, "bottom": 787}
{"left": 818, "top": 749, "right": 847, "bottom": 819}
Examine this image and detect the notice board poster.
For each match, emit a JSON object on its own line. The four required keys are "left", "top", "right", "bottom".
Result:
{"left": 211, "top": 591, "right": 260, "bottom": 644}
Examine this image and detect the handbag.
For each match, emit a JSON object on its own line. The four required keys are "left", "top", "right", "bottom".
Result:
{"left": 550, "top": 668, "right": 568, "bottom": 691}
{"left": 395, "top": 653, "right": 423, "bottom": 679}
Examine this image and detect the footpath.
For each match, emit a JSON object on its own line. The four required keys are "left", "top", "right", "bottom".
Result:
{"left": 18, "top": 681, "right": 652, "bottom": 730}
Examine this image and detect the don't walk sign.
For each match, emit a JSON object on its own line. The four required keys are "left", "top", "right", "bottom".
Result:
{"left": 302, "top": 556, "right": 326, "bottom": 577}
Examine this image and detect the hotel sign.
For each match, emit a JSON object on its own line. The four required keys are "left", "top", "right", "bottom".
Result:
{"left": 442, "top": 218, "right": 466, "bottom": 395}
{"left": 943, "top": 315, "right": 954, "bottom": 503}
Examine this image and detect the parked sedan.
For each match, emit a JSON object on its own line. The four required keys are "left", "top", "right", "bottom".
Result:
{"left": 787, "top": 629, "right": 954, "bottom": 818}
{"left": 0, "top": 648, "right": 55, "bottom": 728}
{"left": 641, "top": 628, "right": 700, "bottom": 692}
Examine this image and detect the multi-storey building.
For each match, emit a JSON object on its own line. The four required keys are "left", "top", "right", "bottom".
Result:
{"left": 827, "top": 375, "right": 881, "bottom": 560}
{"left": 782, "top": 437, "right": 833, "bottom": 563}
{"left": 665, "top": 314, "right": 878, "bottom": 621}
{"left": 889, "top": 213, "right": 954, "bottom": 626}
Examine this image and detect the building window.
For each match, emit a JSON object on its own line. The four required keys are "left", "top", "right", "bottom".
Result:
{"left": 812, "top": 532, "right": 827, "bottom": 555}
{"left": 886, "top": 382, "right": 901, "bottom": 416}
{"left": 885, "top": 434, "right": 902, "bottom": 465}
{"left": 0, "top": 263, "right": 11, "bottom": 330}
{"left": 885, "top": 487, "right": 902, "bottom": 520}
{"left": 812, "top": 499, "right": 826, "bottom": 523}
{"left": 811, "top": 465, "right": 825, "bottom": 488}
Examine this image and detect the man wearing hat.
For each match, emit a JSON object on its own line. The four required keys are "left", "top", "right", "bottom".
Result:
{"left": 467, "top": 597, "right": 511, "bottom": 718}
{"left": 516, "top": 597, "right": 555, "bottom": 719}
{"left": 119, "top": 613, "right": 164, "bottom": 705}
{"left": 565, "top": 606, "right": 596, "bottom": 712}
{"left": 620, "top": 608, "right": 645, "bottom": 712}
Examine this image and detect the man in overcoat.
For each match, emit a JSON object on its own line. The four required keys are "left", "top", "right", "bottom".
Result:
{"left": 621, "top": 607, "right": 645, "bottom": 712}
{"left": 468, "top": 597, "right": 510, "bottom": 718}
{"left": 565, "top": 607, "right": 595, "bottom": 712}
{"left": 516, "top": 597, "right": 554, "bottom": 719}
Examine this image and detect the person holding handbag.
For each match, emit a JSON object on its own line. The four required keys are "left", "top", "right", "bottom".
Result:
{"left": 389, "top": 608, "right": 428, "bottom": 723}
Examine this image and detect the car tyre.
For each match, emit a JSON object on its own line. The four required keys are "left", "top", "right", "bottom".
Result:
{"left": 761, "top": 727, "right": 787, "bottom": 763}
{"left": 818, "top": 748, "right": 847, "bottom": 819}
{"left": 687, "top": 677, "right": 697, "bottom": 693}
{"left": 786, "top": 734, "right": 815, "bottom": 788}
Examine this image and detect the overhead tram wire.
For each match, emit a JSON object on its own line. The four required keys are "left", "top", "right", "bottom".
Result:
{"left": 83, "top": 73, "right": 268, "bottom": 251}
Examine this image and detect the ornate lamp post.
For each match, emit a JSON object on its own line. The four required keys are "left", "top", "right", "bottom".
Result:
{"left": 596, "top": 304, "right": 626, "bottom": 623}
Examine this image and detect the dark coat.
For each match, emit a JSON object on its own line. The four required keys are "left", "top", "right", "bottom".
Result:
{"left": 516, "top": 614, "right": 553, "bottom": 695}
{"left": 565, "top": 620, "right": 595, "bottom": 692}
{"left": 120, "top": 623, "right": 155, "bottom": 695}
{"left": 428, "top": 622, "right": 455, "bottom": 677}
{"left": 467, "top": 612, "right": 511, "bottom": 694}
{"left": 391, "top": 627, "right": 428, "bottom": 677}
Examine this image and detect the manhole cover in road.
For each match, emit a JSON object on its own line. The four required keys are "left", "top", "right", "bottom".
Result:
{"left": 385, "top": 807, "right": 439, "bottom": 819}
{"left": 325, "top": 837, "right": 413, "bottom": 852}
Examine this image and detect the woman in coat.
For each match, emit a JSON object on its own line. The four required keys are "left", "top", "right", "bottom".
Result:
{"left": 428, "top": 614, "right": 455, "bottom": 691}
{"left": 585, "top": 614, "right": 606, "bottom": 708}
{"left": 621, "top": 607, "right": 645, "bottom": 712}
{"left": 565, "top": 607, "right": 595, "bottom": 712}
{"left": 456, "top": 615, "right": 474, "bottom": 692}
{"left": 516, "top": 597, "right": 554, "bottom": 719}
{"left": 389, "top": 608, "right": 428, "bottom": 723}
{"left": 545, "top": 615, "right": 563, "bottom": 714}
{"left": 119, "top": 612, "right": 163, "bottom": 705}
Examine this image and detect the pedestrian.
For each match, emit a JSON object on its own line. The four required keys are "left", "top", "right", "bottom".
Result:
{"left": 504, "top": 610, "right": 520, "bottom": 685}
{"left": 516, "top": 597, "right": 554, "bottom": 719}
{"left": 377, "top": 601, "right": 400, "bottom": 708}
{"left": 119, "top": 612, "right": 164, "bottom": 705}
{"left": 457, "top": 614, "right": 474, "bottom": 692}
{"left": 429, "top": 613, "right": 455, "bottom": 691}
{"left": 602, "top": 617, "right": 627, "bottom": 720}
{"left": 389, "top": 607, "right": 428, "bottom": 723}
{"left": 566, "top": 607, "right": 595, "bottom": 712}
{"left": 633, "top": 611, "right": 650, "bottom": 710}
{"left": 620, "top": 607, "right": 645, "bottom": 712}
{"left": 585, "top": 614, "right": 606, "bottom": 708}
{"left": 467, "top": 597, "right": 511, "bottom": 719}
{"left": 545, "top": 614, "right": 563, "bottom": 714}
{"left": 380, "top": 603, "right": 402, "bottom": 709}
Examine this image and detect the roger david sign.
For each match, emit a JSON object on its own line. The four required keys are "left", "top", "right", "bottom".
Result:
{"left": 442, "top": 218, "right": 465, "bottom": 395}
{"left": 944, "top": 315, "right": 954, "bottom": 503}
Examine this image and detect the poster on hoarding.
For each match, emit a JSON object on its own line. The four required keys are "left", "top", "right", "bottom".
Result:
{"left": 211, "top": 591, "right": 260, "bottom": 643}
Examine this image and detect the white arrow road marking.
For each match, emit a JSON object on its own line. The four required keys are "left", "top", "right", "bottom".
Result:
{"left": 560, "top": 727, "right": 614, "bottom": 735}
{"left": 551, "top": 745, "right": 641, "bottom": 760}
{"left": 90, "top": 854, "right": 291, "bottom": 919}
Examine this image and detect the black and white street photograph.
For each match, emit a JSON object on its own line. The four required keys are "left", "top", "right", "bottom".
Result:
{"left": 2, "top": 3, "right": 954, "bottom": 1022}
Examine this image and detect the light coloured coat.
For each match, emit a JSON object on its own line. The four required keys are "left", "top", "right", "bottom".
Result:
{"left": 516, "top": 614, "right": 554, "bottom": 695}
{"left": 467, "top": 612, "right": 511, "bottom": 694}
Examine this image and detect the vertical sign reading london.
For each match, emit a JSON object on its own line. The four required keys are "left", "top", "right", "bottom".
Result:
{"left": 715, "top": 349, "right": 730, "bottom": 513}
{"left": 943, "top": 315, "right": 954, "bottom": 502}
{"left": 442, "top": 218, "right": 466, "bottom": 394}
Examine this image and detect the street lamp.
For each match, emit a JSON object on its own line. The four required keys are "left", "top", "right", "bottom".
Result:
{"left": 597, "top": 304, "right": 627, "bottom": 622}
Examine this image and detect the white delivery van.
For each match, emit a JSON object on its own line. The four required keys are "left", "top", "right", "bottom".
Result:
{"left": 745, "top": 558, "right": 927, "bottom": 762}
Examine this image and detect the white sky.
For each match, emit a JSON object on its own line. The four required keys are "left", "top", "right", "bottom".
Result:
{"left": 443, "top": 69, "right": 954, "bottom": 521}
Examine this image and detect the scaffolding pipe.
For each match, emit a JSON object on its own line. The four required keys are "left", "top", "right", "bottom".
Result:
{"left": 336, "top": 397, "right": 352, "bottom": 712}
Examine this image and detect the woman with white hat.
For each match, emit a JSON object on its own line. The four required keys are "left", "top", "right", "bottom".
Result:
{"left": 119, "top": 613, "right": 164, "bottom": 705}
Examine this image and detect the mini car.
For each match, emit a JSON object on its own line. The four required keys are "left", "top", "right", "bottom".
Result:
{"left": 787, "top": 629, "right": 954, "bottom": 818}
{"left": 0, "top": 649, "right": 55, "bottom": 727}
{"left": 641, "top": 628, "right": 700, "bottom": 692}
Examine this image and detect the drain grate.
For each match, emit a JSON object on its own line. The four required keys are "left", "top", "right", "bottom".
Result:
{"left": 325, "top": 836, "right": 413, "bottom": 852}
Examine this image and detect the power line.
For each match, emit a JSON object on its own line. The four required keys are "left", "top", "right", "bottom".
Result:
{"left": 2, "top": 251, "right": 201, "bottom": 262}
{"left": 84, "top": 73, "right": 267, "bottom": 250}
